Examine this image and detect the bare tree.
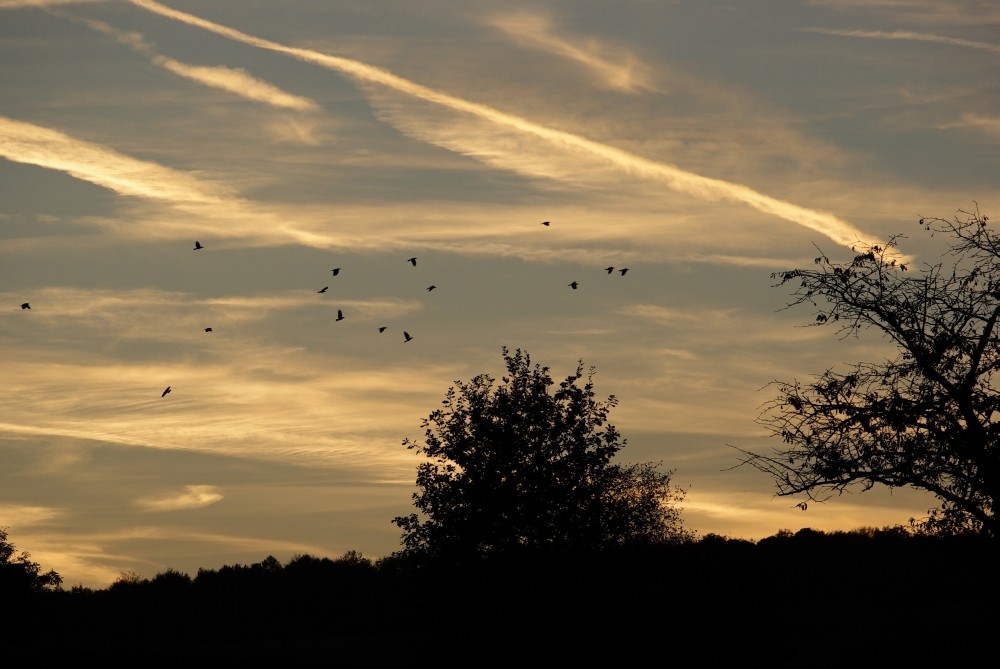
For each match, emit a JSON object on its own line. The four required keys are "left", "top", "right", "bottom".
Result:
{"left": 739, "top": 206, "right": 999, "bottom": 537}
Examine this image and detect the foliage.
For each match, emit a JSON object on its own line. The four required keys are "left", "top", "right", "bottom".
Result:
{"left": 392, "top": 347, "right": 690, "bottom": 561}
{"left": 4, "top": 534, "right": 997, "bottom": 664}
{"left": 739, "top": 206, "right": 1000, "bottom": 537}
{"left": 0, "top": 526, "right": 62, "bottom": 591}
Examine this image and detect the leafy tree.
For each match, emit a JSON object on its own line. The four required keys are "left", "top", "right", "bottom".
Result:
{"left": 393, "top": 347, "right": 690, "bottom": 561}
{"left": 739, "top": 206, "right": 999, "bottom": 537}
{"left": 0, "top": 526, "right": 62, "bottom": 591}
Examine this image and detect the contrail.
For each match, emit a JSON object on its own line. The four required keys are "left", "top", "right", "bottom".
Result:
{"left": 0, "top": 115, "right": 235, "bottom": 204}
{"left": 803, "top": 27, "right": 1000, "bottom": 56}
{"left": 129, "top": 0, "right": 882, "bottom": 251}
{"left": 65, "top": 14, "right": 320, "bottom": 111}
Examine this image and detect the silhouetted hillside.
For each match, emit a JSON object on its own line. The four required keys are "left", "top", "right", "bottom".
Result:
{"left": 3, "top": 529, "right": 997, "bottom": 667}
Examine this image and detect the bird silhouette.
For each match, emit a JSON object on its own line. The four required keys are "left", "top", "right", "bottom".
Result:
{"left": 204, "top": 327, "right": 213, "bottom": 332}
{"left": 318, "top": 286, "right": 329, "bottom": 293}
{"left": 427, "top": 285, "right": 436, "bottom": 292}
{"left": 569, "top": 281, "right": 579, "bottom": 289}
{"left": 331, "top": 268, "right": 341, "bottom": 276}
{"left": 161, "top": 386, "right": 171, "bottom": 397}
{"left": 404, "top": 331, "right": 413, "bottom": 342}
{"left": 407, "top": 257, "right": 417, "bottom": 266}
{"left": 541, "top": 221, "right": 550, "bottom": 226}
{"left": 378, "top": 326, "right": 388, "bottom": 333}
{"left": 21, "top": 302, "right": 30, "bottom": 309}
{"left": 193, "top": 241, "right": 203, "bottom": 250}
{"left": 619, "top": 268, "right": 629, "bottom": 276}
{"left": 605, "top": 266, "right": 615, "bottom": 274}
{"left": 336, "top": 309, "right": 344, "bottom": 321}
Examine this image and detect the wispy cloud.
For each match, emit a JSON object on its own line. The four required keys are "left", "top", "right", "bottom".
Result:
{"left": 807, "top": 0, "right": 1000, "bottom": 27}
{"left": 154, "top": 59, "right": 319, "bottom": 111}
{"left": 484, "top": 10, "right": 654, "bottom": 93}
{"left": 803, "top": 27, "right": 1000, "bottom": 55}
{"left": 682, "top": 489, "right": 933, "bottom": 540}
{"left": 128, "top": 0, "right": 885, "bottom": 253}
{"left": 135, "top": 485, "right": 223, "bottom": 512}
{"left": 70, "top": 16, "right": 320, "bottom": 111}
{"left": 942, "top": 113, "right": 1000, "bottom": 139}
{"left": 0, "top": 504, "right": 63, "bottom": 525}
{"left": 0, "top": 285, "right": 456, "bottom": 473}
{"left": 0, "top": 115, "right": 237, "bottom": 205}
{"left": 0, "top": 0, "right": 101, "bottom": 7}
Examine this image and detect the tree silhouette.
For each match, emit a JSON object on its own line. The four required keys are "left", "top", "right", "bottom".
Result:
{"left": 393, "top": 347, "right": 690, "bottom": 561}
{"left": 739, "top": 206, "right": 1000, "bottom": 537}
{"left": 0, "top": 526, "right": 62, "bottom": 592}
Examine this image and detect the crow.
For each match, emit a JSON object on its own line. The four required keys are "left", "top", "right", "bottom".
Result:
{"left": 331, "top": 268, "right": 341, "bottom": 276}
{"left": 427, "top": 285, "right": 436, "bottom": 292}
{"left": 378, "top": 326, "right": 388, "bottom": 333}
{"left": 404, "top": 331, "right": 413, "bottom": 342}
{"left": 204, "top": 327, "right": 213, "bottom": 332}
{"left": 407, "top": 257, "right": 418, "bottom": 266}
{"left": 605, "top": 266, "right": 615, "bottom": 274}
{"left": 318, "top": 286, "right": 329, "bottom": 293}
{"left": 194, "top": 241, "right": 203, "bottom": 250}
{"left": 161, "top": 386, "right": 171, "bottom": 397}
{"left": 568, "top": 281, "right": 579, "bottom": 289}
{"left": 619, "top": 268, "right": 629, "bottom": 276}
{"left": 541, "top": 221, "right": 550, "bottom": 226}
{"left": 336, "top": 309, "right": 345, "bottom": 321}
{"left": 21, "top": 303, "right": 30, "bottom": 309}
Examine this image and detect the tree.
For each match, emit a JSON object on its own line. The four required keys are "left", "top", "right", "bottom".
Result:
{"left": 739, "top": 206, "right": 999, "bottom": 537}
{"left": 392, "top": 347, "right": 690, "bottom": 561}
{"left": 0, "top": 526, "right": 62, "bottom": 591}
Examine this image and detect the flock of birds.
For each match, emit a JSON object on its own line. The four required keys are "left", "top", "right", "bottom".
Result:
{"left": 18, "top": 221, "right": 629, "bottom": 399}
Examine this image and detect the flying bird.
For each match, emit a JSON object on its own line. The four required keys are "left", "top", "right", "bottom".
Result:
{"left": 605, "top": 266, "right": 615, "bottom": 274}
{"left": 427, "top": 285, "right": 436, "bottom": 292}
{"left": 193, "top": 241, "right": 203, "bottom": 250}
{"left": 541, "top": 221, "right": 550, "bottom": 226}
{"left": 331, "top": 268, "right": 341, "bottom": 276}
{"left": 21, "top": 302, "right": 30, "bottom": 309}
{"left": 619, "top": 268, "right": 629, "bottom": 276}
{"left": 161, "top": 386, "right": 171, "bottom": 397}
{"left": 204, "top": 327, "right": 213, "bottom": 332}
{"left": 378, "top": 326, "right": 387, "bottom": 333}
{"left": 403, "top": 331, "right": 413, "bottom": 342}
{"left": 336, "top": 309, "right": 345, "bottom": 321}
{"left": 568, "top": 281, "right": 579, "bottom": 289}
{"left": 407, "top": 257, "right": 417, "bottom": 266}
{"left": 318, "top": 286, "right": 329, "bottom": 293}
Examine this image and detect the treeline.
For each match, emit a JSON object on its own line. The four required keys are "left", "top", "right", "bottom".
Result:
{"left": 3, "top": 527, "right": 998, "bottom": 666}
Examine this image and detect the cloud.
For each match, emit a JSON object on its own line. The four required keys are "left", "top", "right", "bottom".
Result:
{"left": 0, "top": 0, "right": 101, "bottom": 7}
{"left": 128, "top": 0, "right": 886, "bottom": 253}
{"left": 0, "top": 115, "right": 237, "bottom": 205}
{"left": 943, "top": 113, "right": 1000, "bottom": 139}
{"left": 803, "top": 27, "right": 1000, "bottom": 55}
{"left": 135, "top": 485, "right": 224, "bottom": 512}
{"left": 154, "top": 59, "right": 320, "bottom": 111}
{"left": 65, "top": 15, "right": 320, "bottom": 111}
{"left": 0, "top": 504, "right": 63, "bottom": 525}
{"left": 806, "top": 0, "right": 1000, "bottom": 27}
{"left": 682, "top": 488, "right": 934, "bottom": 540}
{"left": 484, "top": 10, "right": 654, "bottom": 93}
{"left": 0, "top": 285, "right": 457, "bottom": 474}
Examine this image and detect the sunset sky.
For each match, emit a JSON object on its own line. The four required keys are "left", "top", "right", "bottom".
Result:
{"left": 2, "top": 0, "right": 997, "bottom": 588}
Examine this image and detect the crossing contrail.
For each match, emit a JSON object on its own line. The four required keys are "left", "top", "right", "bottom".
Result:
{"left": 803, "top": 27, "right": 1000, "bottom": 56}
{"left": 129, "top": 0, "right": 884, "bottom": 251}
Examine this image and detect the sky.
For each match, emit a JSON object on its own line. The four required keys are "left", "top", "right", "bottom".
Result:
{"left": 2, "top": 0, "right": 998, "bottom": 589}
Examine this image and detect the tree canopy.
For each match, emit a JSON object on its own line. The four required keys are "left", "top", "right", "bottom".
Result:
{"left": 393, "top": 347, "right": 690, "bottom": 561}
{"left": 0, "top": 526, "right": 62, "bottom": 592}
{"left": 740, "top": 207, "right": 999, "bottom": 537}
